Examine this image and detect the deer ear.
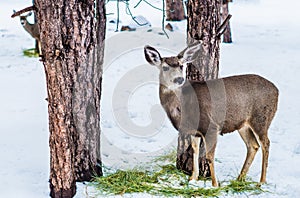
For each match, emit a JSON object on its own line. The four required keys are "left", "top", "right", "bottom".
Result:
{"left": 144, "top": 45, "right": 162, "bottom": 67}
{"left": 180, "top": 44, "right": 201, "bottom": 64}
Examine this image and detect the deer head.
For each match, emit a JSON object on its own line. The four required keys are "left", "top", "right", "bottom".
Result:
{"left": 144, "top": 44, "right": 200, "bottom": 90}
{"left": 17, "top": 11, "right": 32, "bottom": 26}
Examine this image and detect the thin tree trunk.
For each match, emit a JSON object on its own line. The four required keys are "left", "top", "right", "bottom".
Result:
{"left": 35, "top": 0, "right": 106, "bottom": 197}
{"left": 222, "top": 0, "right": 232, "bottom": 43}
{"left": 176, "top": 0, "right": 221, "bottom": 177}
{"left": 166, "top": 0, "right": 186, "bottom": 21}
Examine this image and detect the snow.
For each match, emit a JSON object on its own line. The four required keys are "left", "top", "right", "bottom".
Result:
{"left": 1, "top": 0, "right": 300, "bottom": 197}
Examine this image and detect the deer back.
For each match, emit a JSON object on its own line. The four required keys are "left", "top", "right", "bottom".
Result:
{"left": 180, "top": 74, "right": 279, "bottom": 135}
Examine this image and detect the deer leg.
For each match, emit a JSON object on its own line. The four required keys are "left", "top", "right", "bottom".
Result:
{"left": 205, "top": 131, "right": 218, "bottom": 187}
{"left": 206, "top": 144, "right": 218, "bottom": 187}
{"left": 258, "top": 134, "right": 270, "bottom": 183}
{"left": 250, "top": 122, "right": 270, "bottom": 184}
{"left": 238, "top": 126, "right": 260, "bottom": 181}
{"left": 38, "top": 41, "right": 42, "bottom": 55}
{"left": 190, "top": 135, "right": 200, "bottom": 181}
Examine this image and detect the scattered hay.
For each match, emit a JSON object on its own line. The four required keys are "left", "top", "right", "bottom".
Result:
{"left": 23, "top": 48, "right": 39, "bottom": 58}
{"left": 92, "top": 163, "right": 266, "bottom": 197}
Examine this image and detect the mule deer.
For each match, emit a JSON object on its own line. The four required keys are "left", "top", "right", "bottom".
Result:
{"left": 144, "top": 44, "right": 278, "bottom": 187}
{"left": 14, "top": 11, "right": 41, "bottom": 54}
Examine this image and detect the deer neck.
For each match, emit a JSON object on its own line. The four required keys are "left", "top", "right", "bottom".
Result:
{"left": 22, "top": 20, "right": 34, "bottom": 31}
{"left": 159, "top": 84, "right": 181, "bottom": 98}
{"left": 159, "top": 84, "right": 182, "bottom": 110}
{"left": 159, "top": 84, "right": 182, "bottom": 130}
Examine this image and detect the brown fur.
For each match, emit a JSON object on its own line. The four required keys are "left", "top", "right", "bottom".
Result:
{"left": 19, "top": 13, "right": 41, "bottom": 55}
{"left": 19, "top": 13, "right": 40, "bottom": 41}
{"left": 180, "top": 75, "right": 278, "bottom": 137}
{"left": 144, "top": 45, "right": 279, "bottom": 187}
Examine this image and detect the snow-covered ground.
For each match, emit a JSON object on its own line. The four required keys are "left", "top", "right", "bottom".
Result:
{"left": 1, "top": 0, "right": 300, "bottom": 197}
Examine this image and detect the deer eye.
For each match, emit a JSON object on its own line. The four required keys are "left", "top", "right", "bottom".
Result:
{"left": 162, "top": 66, "right": 169, "bottom": 71}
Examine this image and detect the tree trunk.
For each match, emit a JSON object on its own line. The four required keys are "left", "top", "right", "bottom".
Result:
{"left": 221, "top": 0, "right": 232, "bottom": 43}
{"left": 35, "top": 0, "right": 106, "bottom": 197}
{"left": 166, "top": 0, "right": 186, "bottom": 21}
{"left": 176, "top": 0, "right": 221, "bottom": 177}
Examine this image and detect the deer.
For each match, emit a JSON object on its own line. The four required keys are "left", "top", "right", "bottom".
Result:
{"left": 14, "top": 11, "right": 41, "bottom": 55}
{"left": 144, "top": 44, "right": 279, "bottom": 187}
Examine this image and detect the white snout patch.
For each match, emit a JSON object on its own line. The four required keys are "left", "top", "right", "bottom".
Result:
{"left": 168, "top": 64, "right": 188, "bottom": 90}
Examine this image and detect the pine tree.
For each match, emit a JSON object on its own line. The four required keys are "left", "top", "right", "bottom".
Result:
{"left": 35, "top": 0, "right": 106, "bottom": 197}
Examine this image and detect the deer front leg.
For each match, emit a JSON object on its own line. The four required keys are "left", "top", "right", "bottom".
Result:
{"left": 205, "top": 131, "right": 218, "bottom": 187}
{"left": 190, "top": 135, "right": 200, "bottom": 181}
{"left": 207, "top": 146, "right": 218, "bottom": 187}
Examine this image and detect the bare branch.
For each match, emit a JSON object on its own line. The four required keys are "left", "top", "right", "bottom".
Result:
{"left": 116, "top": 0, "right": 120, "bottom": 31}
{"left": 134, "top": 0, "right": 163, "bottom": 11}
{"left": 11, "top": 5, "right": 36, "bottom": 18}
{"left": 134, "top": 0, "right": 143, "bottom": 8}
{"left": 218, "top": 27, "right": 227, "bottom": 38}
{"left": 125, "top": 2, "right": 148, "bottom": 26}
{"left": 216, "top": 14, "right": 232, "bottom": 37}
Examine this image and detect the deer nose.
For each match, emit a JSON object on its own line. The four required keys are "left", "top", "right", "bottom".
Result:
{"left": 174, "top": 77, "right": 184, "bottom": 85}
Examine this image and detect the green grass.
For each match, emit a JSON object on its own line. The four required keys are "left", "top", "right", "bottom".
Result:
{"left": 223, "top": 179, "right": 266, "bottom": 195}
{"left": 93, "top": 169, "right": 156, "bottom": 195}
{"left": 92, "top": 164, "right": 267, "bottom": 197}
{"left": 152, "top": 149, "right": 177, "bottom": 164}
{"left": 23, "top": 48, "right": 39, "bottom": 58}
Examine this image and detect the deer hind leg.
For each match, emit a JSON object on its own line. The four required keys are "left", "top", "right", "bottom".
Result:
{"left": 251, "top": 120, "right": 270, "bottom": 183}
{"left": 250, "top": 122, "right": 270, "bottom": 184}
{"left": 238, "top": 125, "right": 260, "bottom": 181}
{"left": 257, "top": 133, "right": 270, "bottom": 183}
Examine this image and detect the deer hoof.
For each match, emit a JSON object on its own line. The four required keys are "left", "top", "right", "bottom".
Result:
{"left": 212, "top": 181, "right": 219, "bottom": 187}
{"left": 237, "top": 174, "right": 246, "bottom": 181}
{"left": 189, "top": 175, "right": 198, "bottom": 181}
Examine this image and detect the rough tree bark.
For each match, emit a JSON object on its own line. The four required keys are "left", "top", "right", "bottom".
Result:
{"left": 35, "top": 0, "right": 106, "bottom": 197}
{"left": 166, "top": 0, "right": 186, "bottom": 21}
{"left": 221, "top": 0, "right": 232, "bottom": 43}
{"left": 176, "top": 0, "right": 221, "bottom": 177}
